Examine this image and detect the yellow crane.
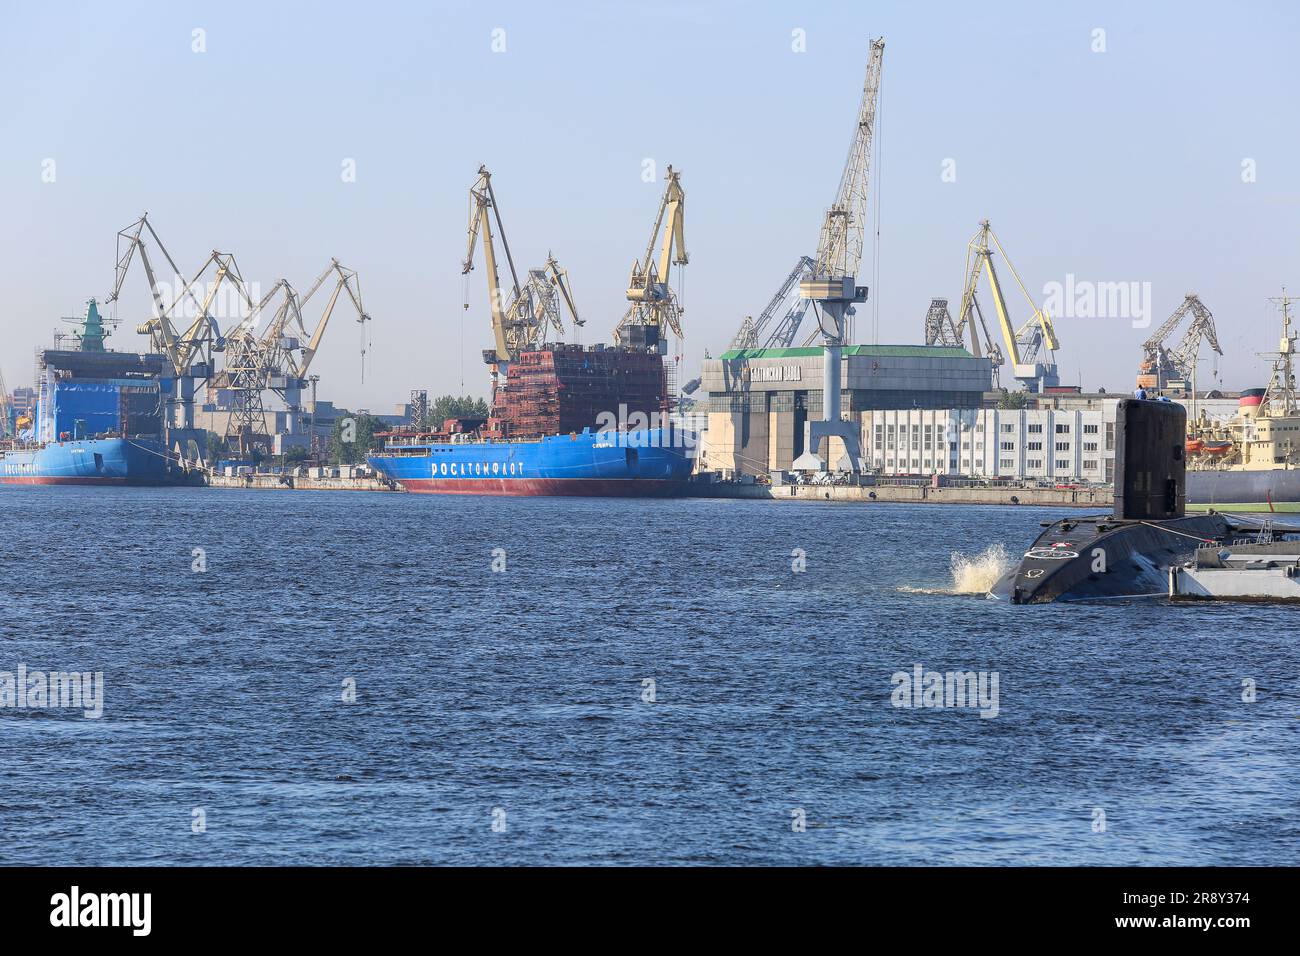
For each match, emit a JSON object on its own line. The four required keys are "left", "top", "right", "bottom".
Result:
{"left": 0, "top": 365, "right": 12, "bottom": 439}
{"left": 462, "top": 166, "right": 526, "bottom": 369}
{"left": 616, "top": 165, "right": 687, "bottom": 349}
{"left": 954, "top": 220, "right": 1060, "bottom": 391}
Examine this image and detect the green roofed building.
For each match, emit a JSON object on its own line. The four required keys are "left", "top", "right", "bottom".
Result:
{"left": 698, "top": 343, "right": 993, "bottom": 476}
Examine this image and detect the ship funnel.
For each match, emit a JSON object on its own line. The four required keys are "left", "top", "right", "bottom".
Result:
{"left": 1113, "top": 399, "right": 1186, "bottom": 520}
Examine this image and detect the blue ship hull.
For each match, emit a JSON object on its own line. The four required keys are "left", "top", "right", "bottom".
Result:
{"left": 368, "top": 428, "right": 695, "bottom": 497}
{"left": 0, "top": 437, "right": 172, "bottom": 485}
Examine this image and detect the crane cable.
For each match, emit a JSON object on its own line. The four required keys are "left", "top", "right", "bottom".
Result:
{"left": 871, "top": 62, "right": 884, "bottom": 346}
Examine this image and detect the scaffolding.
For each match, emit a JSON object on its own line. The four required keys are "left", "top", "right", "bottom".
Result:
{"left": 496, "top": 345, "right": 668, "bottom": 440}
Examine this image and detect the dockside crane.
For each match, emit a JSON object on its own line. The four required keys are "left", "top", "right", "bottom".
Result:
{"left": 214, "top": 259, "right": 371, "bottom": 451}
{"left": 954, "top": 220, "right": 1060, "bottom": 391}
{"left": 1136, "top": 294, "right": 1222, "bottom": 391}
{"left": 922, "top": 298, "right": 962, "bottom": 348}
{"left": 517, "top": 253, "right": 583, "bottom": 344}
{"left": 0, "top": 366, "right": 12, "bottom": 439}
{"left": 616, "top": 166, "right": 687, "bottom": 351}
{"left": 106, "top": 214, "right": 256, "bottom": 440}
{"left": 792, "top": 37, "right": 885, "bottom": 473}
{"left": 731, "top": 256, "right": 817, "bottom": 350}
{"left": 463, "top": 166, "right": 539, "bottom": 397}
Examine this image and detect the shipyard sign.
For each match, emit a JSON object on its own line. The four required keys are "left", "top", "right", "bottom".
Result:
{"left": 747, "top": 364, "right": 802, "bottom": 382}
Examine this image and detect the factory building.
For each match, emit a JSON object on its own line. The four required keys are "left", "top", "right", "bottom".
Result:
{"left": 862, "top": 406, "right": 1116, "bottom": 483}
{"left": 697, "top": 344, "right": 993, "bottom": 475}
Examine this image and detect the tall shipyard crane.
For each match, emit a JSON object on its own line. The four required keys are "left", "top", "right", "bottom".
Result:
{"left": 1136, "top": 294, "right": 1222, "bottom": 391}
{"left": 213, "top": 259, "right": 371, "bottom": 452}
{"left": 516, "top": 254, "right": 583, "bottom": 344}
{"left": 0, "top": 366, "right": 12, "bottom": 439}
{"left": 463, "top": 165, "right": 528, "bottom": 382}
{"left": 922, "top": 298, "right": 962, "bottom": 347}
{"left": 953, "top": 220, "right": 1060, "bottom": 391}
{"left": 731, "top": 256, "right": 817, "bottom": 350}
{"left": 462, "top": 167, "right": 584, "bottom": 397}
{"left": 616, "top": 165, "right": 687, "bottom": 352}
{"left": 107, "top": 214, "right": 253, "bottom": 442}
{"left": 792, "top": 37, "right": 885, "bottom": 473}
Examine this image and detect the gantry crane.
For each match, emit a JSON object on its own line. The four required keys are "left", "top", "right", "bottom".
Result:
{"left": 731, "top": 256, "right": 817, "bottom": 350}
{"left": 616, "top": 165, "right": 687, "bottom": 351}
{"left": 791, "top": 37, "right": 885, "bottom": 473}
{"left": 953, "top": 220, "right": 1060, "bottom": 391}
{"left": 1136, "top": 294, "right": 1222, "bottom": 391}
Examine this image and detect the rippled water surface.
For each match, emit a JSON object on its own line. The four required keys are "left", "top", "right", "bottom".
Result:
{"left": 1, "top": 485, "right": 1296, "bottom": 865}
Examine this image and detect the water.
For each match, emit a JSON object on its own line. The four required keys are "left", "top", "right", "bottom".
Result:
{"left": 2, "top": 486, "right": 1297, "bottom": 866}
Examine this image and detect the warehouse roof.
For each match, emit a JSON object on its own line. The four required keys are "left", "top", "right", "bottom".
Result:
{"left": 718, "top": 344, "right": 977, "bottom": 361}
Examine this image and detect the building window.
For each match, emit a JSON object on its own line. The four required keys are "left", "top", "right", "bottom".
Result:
{"left": 1056, "top": 423, "right": 1070, "bottom": 433}
{"left": 1000, "top": 458, "right": 1014, "bottom": 469}
{"left": 1056, "top": 441, "right": 1070, "bottom": 452}
{"left": 1028, "top": 424, "right": 1043, "bottom": 434}
{"left": 1083, "top": 460, "right": 1098, "bottom": 470}
{"left": 1027, "top": 459, "right": 1043, "bottom": 469}
{"left": 1105, "top": 422, "right": 1115, "bottom": 451}
{"left": 1056, "top": 459, "right": 1069, "bottom": 470}
{"left": 1083, "top": 424, "right": 1098, "bottom": 434}
{"left": 874, "top": 424, "right": 883, "bottom": 450}
{"left": 1001, "top": 423, "right": 1015, "bottom": 433}
{"left": 1083, "top": 442, "right": 1098, "bottom": 452}
{"left": 1000, "top": 441, "right": 1015, "bottom": 451}
{"left": 1027, "top": 441, "right": 1042, "bottom": 451}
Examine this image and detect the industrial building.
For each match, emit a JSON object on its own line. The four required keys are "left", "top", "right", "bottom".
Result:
{"left": 697, "top": 344, "right": 993, "bottom": 475}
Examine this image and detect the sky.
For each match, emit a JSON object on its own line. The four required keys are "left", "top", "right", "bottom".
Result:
{"left": 2, "top": 0, "right": 1298, "bottom": 410}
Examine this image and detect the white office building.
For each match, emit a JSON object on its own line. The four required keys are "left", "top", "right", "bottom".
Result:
{"left": 862, "top": 404, "right": 1119, "bottom": 483}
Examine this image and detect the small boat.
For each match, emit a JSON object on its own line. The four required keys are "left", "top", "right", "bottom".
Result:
{"left": 1203, "top": 440, "right": 1234, "bottom": 456}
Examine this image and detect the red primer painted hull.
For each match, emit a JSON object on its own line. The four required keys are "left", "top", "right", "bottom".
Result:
{"left": 398, "top": 477, "right": 685, "bottom": 497}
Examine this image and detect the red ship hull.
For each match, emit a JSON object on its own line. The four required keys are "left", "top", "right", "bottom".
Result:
{"left": 398, "top": 477, "right": 685, "bottom": 497}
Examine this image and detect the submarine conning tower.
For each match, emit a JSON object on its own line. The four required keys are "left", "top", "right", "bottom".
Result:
{"left": 1113, "top": 398, "right": 1186, "bottom": 521}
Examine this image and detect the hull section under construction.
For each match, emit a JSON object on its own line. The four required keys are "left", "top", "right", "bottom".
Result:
{"left": 368, "top": 428, "right": 694, "bottom": 498}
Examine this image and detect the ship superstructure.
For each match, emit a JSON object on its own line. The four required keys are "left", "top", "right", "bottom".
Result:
{"left": 1186, "top": 292, "right": 1300, "bottom": 509}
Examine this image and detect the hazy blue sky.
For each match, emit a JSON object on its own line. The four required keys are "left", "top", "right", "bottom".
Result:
{"left": 2, "top": 0, "right": 1298, "bottom": 409}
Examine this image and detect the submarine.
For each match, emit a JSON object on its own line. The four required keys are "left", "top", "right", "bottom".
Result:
{"left": 989, "top": 399, "right": 1296, "bottom": 603}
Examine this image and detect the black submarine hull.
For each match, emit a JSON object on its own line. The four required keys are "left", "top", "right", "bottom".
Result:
{"left": 992, "top": 399, "right": 1241, "bottom": 603}
{"left": 988, "top": 512, "right": 1236, "bottom": 603}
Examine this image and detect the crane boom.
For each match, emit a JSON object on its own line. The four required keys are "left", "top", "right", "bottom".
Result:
{"left": 955, "top": 220, "right": 1058, "bottom": 391}
{"left": 731, "top": 255, "right": 816, "bottom": 349}
{"left": 810, "top": 37, "right": 884, "bottom": 282}
{"left": 617, "top": 166, "right": 687, "bottom": 344}
{"left": 462, "top": 167, "right": 517, "bottom": 363}
{"left": 1137, "top": 294, "right": 1222, "bottom": 390}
